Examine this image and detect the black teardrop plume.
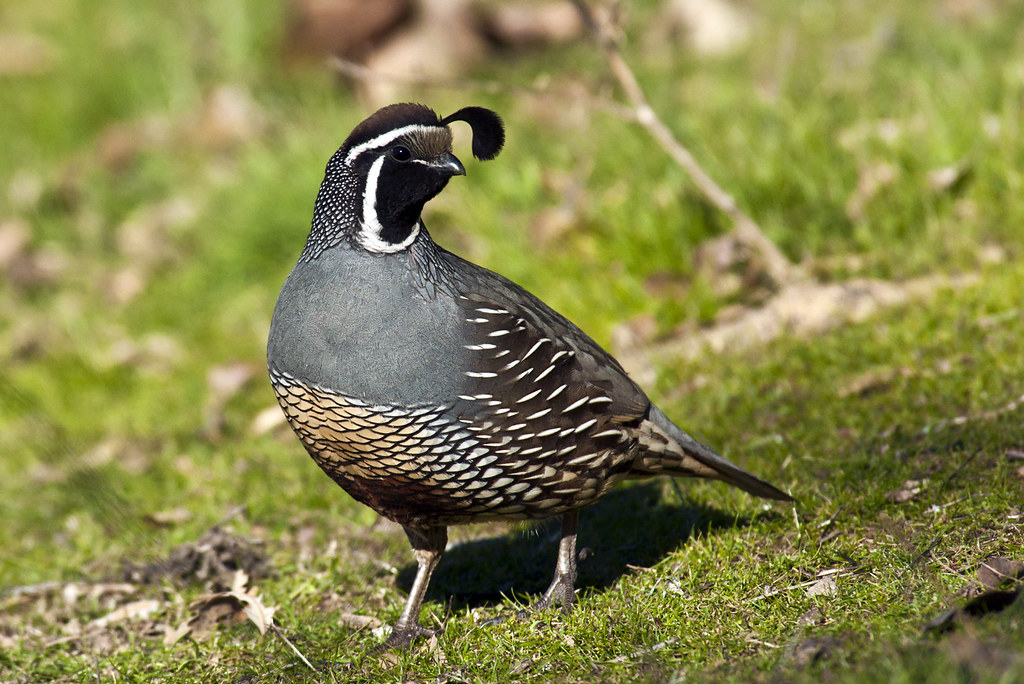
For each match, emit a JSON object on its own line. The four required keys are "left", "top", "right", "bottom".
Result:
{"left": 441, "top": 107, "right": 505, "bottom": 160}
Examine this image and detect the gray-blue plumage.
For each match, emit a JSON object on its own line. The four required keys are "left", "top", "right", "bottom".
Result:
{"left": 266, "top": 102, "right": 792, "bottom": 650}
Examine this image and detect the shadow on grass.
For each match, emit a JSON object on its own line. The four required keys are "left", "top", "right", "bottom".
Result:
{"left": 397, "top": 480, "right": 773, "bottom": 610}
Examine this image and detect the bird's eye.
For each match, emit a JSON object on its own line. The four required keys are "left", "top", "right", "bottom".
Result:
{"left": 390, "top": 146, "right": 412, "bottom": 162}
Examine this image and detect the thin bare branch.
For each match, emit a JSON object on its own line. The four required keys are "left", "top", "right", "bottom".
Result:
{"left": 570, "top": 0, "right": 798, "bottom": 287}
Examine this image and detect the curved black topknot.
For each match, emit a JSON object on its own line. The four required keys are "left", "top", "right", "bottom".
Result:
{"left": 441, "top": 107, "right": 505, "bottom": 160}
{"left": 338, "top": 103, "right": 505, "bottom": 163}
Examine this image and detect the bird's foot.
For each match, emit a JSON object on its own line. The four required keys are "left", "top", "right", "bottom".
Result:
{"left": 372, "top": 622, "right": 438, "bottom": 653}
{"left": 521, "top": 571, "right": 576, "bottom": 617}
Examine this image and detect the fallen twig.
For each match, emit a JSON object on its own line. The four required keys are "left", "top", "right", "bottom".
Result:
{"left": 570, "top": 0, "right": 798, "bottom": 287}
{"left": 879, "top": 390, "right": 1024, "bottom": 440}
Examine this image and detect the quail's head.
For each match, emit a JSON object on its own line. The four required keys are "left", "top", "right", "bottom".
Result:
{"left": 319, "top": 103, "right": 505, "bottom": 253}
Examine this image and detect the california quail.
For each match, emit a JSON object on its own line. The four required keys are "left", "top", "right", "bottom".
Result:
{"left": 267, "top": 103, "right": 793, "bottom": 650}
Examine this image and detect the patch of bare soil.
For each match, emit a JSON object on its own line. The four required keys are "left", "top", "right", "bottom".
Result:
{"left": 121, "top": 525, "right": 272, "bottom": 591}
{"left": 1, "top": 525, "right": 277, "bottom": 672}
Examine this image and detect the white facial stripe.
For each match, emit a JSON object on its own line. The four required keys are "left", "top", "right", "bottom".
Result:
{"left": 344, "top": 124, "right": 441, "bottom": 166}
{"left": 358, "top": 155, "right": 419, "bottom": 253}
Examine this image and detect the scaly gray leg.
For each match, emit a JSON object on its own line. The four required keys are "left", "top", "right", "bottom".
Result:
{"left": 532, "top": 509, "right": 579, "bottom": 612}
{"left": 381, "top": 525, "right": 447, "bottom": 650}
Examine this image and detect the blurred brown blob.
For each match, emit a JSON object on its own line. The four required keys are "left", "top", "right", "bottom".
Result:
{"left": 0, "top": 33, "right": 56, "bottom": 76}
{"left": 653, "top": 0, "right": 752, "bottom": 56}
{"left": 483, "top": 2, "right": 584, "bottom": 48}
{"left": 284, "top": 0, "right": 587, "bottom": 107}
{"left": 283, "top": 0, "right": 414, "bottom": 61}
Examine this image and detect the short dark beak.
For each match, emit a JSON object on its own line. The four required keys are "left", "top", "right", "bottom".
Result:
{"left": 432, "top": 151, "right": 466, "bottom": 177}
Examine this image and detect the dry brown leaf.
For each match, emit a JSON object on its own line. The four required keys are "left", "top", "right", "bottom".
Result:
{"left": 977, "top": 557, "right": 1024, "bottom": 590}
{"left": 168, "top": 596, "right": 239, "bottom": 644}
{"left": 167, "top": 570, "right": 276, "bottom": 644}
{"left": 162, "top": 620, "right": 193, "bottom": 647}
{"left": 236, "top": 591, "right": 276, "bottom": 636}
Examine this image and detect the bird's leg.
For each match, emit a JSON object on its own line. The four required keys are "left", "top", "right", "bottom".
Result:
{"left": 382, "top": 525, "right": 447, "bottom": 650}
{"left": 532, "top": 509, "right": 579, "bottom": 612}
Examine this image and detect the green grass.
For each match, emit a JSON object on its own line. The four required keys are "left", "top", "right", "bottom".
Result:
{"left": 2, "top": 0, "right": 1024, "bottom": 681}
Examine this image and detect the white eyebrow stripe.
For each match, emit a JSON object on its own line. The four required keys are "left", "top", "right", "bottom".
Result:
{"left": 344, "top": 124, "right": 442, "bottom": 165}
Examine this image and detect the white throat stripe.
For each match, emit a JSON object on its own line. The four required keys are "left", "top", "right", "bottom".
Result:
{"left": 344, "top": 124, "right": 441, "bottom": 166}
{"left": 358, "top": 154, "right": 420, "bottom": 253}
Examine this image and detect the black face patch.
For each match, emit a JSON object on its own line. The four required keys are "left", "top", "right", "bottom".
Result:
{"left": 318, "top": 103, "right": 506, "bottom": 254}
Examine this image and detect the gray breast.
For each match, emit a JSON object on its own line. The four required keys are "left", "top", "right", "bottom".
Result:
{"left": 267, "top": 245, "right": 467, "bottom": 406}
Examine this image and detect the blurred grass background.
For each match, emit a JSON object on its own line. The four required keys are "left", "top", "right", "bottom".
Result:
{"left": 1, "top": 0, "right": 1023, "bottom": 681}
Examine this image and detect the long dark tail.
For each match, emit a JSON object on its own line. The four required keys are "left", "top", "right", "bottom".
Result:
{"left": 635, "top": 404, "right": 794, "bottom": 502}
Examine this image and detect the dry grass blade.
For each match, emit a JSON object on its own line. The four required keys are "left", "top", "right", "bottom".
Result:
{"left": 271, "top": 623, "right": 317, "bottom": 672}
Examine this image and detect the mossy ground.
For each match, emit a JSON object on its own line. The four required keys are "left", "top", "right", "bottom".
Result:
{"left": 2, "top": 0, "right": 1023, "bottom": 681}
